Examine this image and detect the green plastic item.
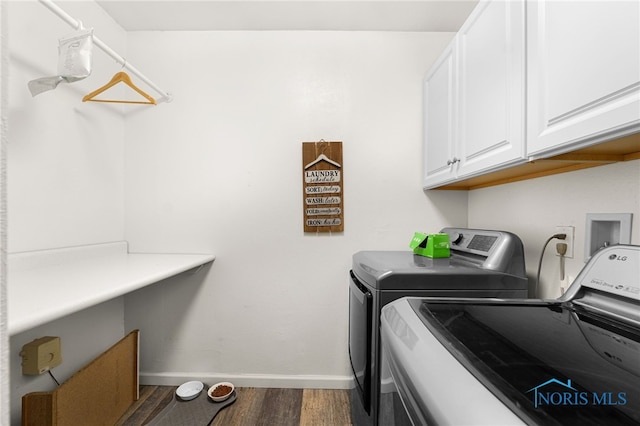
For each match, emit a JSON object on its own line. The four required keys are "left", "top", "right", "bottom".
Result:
{"left": 409, "top": 232, "right": 450, "bottom": 258}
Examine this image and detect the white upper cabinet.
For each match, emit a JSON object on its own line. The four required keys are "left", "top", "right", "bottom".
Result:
{"left": 527, "top": 0, "right": 640, "bottom": 158}
{"left": 456, "top": 0, "right": 526, "bottom": 176}
{"left": 423, "top": 42, "right": 456, "bottom": 187}
{"left": 423, "top": 0, "right": 526, "bottom": 189}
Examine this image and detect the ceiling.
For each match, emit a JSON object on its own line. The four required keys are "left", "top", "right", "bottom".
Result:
{"left": 95, "top": 0, "right": 479, "bottom": 32}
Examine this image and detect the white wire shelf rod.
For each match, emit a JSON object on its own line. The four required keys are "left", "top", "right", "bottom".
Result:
{"left": 37, "top": 0, "right": 173, "bottom": 104}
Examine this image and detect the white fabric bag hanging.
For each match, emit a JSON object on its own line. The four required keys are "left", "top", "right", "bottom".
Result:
{"left": 28, "top": 28, "right": 93, "bottom": 96}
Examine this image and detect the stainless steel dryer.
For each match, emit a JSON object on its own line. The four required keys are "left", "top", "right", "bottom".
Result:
{"left": 349, "top": 227, "right": 529, "bottom": 426}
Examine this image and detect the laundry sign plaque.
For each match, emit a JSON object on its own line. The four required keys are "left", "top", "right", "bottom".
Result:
{"left": 302, "top": 141, "right": 344, "bottom": 233}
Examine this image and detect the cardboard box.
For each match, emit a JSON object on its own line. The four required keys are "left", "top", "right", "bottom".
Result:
{"left": 22, "top": 330, "right": 139, "bottom": 426}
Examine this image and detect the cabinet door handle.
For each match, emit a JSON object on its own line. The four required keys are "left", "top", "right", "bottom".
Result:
{"left": 446, "top": 157, "right": 460, "bottom": 166}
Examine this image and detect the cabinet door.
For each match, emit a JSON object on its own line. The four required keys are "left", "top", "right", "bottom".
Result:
{"left": 456, "top": 0, "right": 526, "bottom": 178}
{"left": 423, "top": 41, "right": 457, "bottom": 189}
{"left": 527, "top": 0, "right": 640, "bottom": 157}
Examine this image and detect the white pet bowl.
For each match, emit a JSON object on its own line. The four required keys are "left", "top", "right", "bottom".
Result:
{"left": 176, "top": 381, "right": 204, "bottom": 401}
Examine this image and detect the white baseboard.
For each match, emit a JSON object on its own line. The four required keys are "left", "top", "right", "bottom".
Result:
{"left": 140, "top": 371, "right": 354, "bottom": 390}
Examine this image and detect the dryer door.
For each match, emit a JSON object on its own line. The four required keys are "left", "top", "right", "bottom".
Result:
{"left": 349, "top": 270, "right": 373, "bottom": 413}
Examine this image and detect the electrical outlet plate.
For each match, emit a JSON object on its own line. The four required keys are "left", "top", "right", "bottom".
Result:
{"left": 556, "top": 226, "right": 574, "bottom": 258}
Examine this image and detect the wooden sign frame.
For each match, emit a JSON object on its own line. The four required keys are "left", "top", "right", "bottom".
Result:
{"left": 302, "top": 141, "right": 344, "bottom": 233}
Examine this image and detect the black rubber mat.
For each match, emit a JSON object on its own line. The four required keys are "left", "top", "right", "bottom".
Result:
{"left": 147, "top": 388, "right": 236, "bottom": 426}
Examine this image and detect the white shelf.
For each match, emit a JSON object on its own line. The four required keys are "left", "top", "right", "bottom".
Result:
{"left": 8, "top": 242, "right": 215, "bottom": 336}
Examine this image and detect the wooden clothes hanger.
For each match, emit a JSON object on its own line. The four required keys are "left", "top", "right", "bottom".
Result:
{"left": 82, "top": 71, "right": 157, "bottom": 105}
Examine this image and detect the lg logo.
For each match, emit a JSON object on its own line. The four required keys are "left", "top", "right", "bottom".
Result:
{"left": 609, "top": 254, "right": 628, "bottom": 261}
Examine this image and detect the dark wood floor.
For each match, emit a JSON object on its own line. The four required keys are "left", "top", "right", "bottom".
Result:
{"left": 116, "top": 385, "right": 353, "bottom": 426}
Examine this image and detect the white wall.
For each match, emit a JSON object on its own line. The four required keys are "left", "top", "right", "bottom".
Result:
{"left": 468, "top": 159, "right": 640, "bottom": 299}
{"left": 1, "top": 1, "right": 10, "bottom": 424}
{"left": 7, "top": 1, "right": 129, "bottom": 424}
{"left": 6, "top": 2, "right": 468, "bottom": 419}
{"left": 122, "top": 31, "right": 467, "bottom": 387}
{"left": 8, "top": 0, "right": 126, "bottom": 253}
